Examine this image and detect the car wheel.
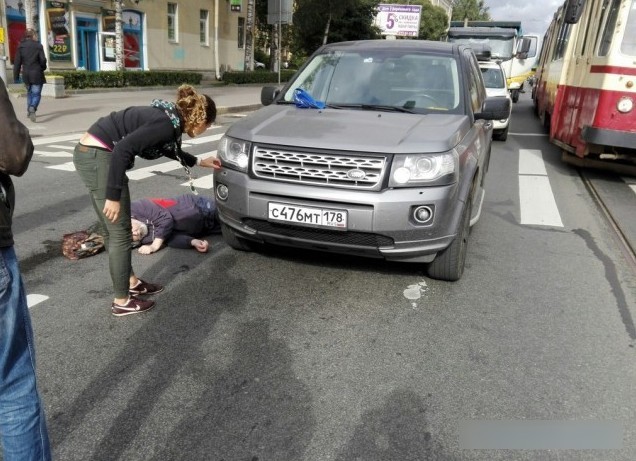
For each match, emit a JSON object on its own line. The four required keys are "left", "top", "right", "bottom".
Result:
{"left": 427, "top": 195, "right": 472, "bottom": 281}
{"left": 494, "top": 126, "right": 508, "bottom": 141}
{"left": 221, "top": 222, "right": 253, "bottom": 251}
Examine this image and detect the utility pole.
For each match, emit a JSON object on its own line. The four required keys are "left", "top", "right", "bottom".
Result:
{"left": 115, "top": 0, "right": 124, "bottom": 70}
{"left": 244, "top": 0, "right": 255, "bottom": 71}
{"left": 24, "top": 0, "right": 36, "bottom": 31}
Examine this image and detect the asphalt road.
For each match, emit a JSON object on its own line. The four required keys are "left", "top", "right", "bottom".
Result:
{"left": 9, "top": 92, "right": 636, "bottom": 460}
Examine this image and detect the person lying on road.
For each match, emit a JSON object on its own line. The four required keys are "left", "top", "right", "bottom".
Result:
{"left": 131, "top": 194, "right": 221, "bottom": 255}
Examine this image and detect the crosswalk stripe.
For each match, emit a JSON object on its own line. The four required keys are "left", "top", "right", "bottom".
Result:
{"left": 27, "top": 294, "right": 49, "bottom": 308}
{"left": 183, "top": 133, "right": 223, "bottom": 145}
{"left": 182, "top": 174, "right": 214, "bottom": 189}
{"left": 32, "top": 134, "right": 81, "bottom": 146}
{"left": 35, "top": 150, "right": 73, "bottom": 158}
{"left": 47, "top": 162, "right": 75, "bottom": 171}
{"left": 518, "top": 149, "right": 563, "bottom": 227}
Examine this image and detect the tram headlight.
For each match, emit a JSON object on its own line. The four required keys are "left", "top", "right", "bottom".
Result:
{"left": 617, "top": 97, "right": 633, "bottom": 114}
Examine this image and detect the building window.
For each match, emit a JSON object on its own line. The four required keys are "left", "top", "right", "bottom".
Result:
{"left": 168, "top": 3, "right": 178, "bottom": 42}
{"left": 200, "top": 10, "right": 209, "bottom": 45}
{"left": 238, "top": 17, "right": 245, "bottom": 49}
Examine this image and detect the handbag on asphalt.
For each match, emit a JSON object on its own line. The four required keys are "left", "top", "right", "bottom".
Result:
{"left": 62, "top": 231, "right": 105, "bottom": 260}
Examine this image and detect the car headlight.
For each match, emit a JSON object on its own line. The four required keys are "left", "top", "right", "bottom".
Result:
{"left": 389, "top": 151, "right": 458, "bottom": 187}
{"left": 218, "top": 135, "right": 251, "bottom": 172}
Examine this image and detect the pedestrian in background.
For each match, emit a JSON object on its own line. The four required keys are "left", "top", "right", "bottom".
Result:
{"left": 131, "top": 194, "right": 221, "bottom": 255}
{"left": 12, "top": 29, "right": 47, "bottom": 123}
{"left": 73, "top": 84, "right": 218, "bottom": 317}
{"left": 0, "top": 71, "right": 51, "bottom": 461}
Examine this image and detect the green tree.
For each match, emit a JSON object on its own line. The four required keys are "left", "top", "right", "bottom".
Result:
{"left": 292, "top": 0, "right": 381, "bottom": 56}
{"left": 419, "top": 2, "right": 449, "bottom": 40}
{"left": 451, "top": 0, "right": 490, "bottom": 22}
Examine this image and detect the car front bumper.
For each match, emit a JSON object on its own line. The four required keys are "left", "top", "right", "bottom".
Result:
{"left": 214, "top": 168, "right": 466, "bottom": 263}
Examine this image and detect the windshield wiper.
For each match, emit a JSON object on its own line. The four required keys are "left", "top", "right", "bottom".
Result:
{"left": 335, "top": 103, "right": 415, "bottom": 114}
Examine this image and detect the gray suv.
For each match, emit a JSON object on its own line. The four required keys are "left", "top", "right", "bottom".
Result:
{"left": 213, "top": 40, "right": 510, "bottom": 281}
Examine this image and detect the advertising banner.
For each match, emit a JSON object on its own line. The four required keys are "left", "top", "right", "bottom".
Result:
{"left": 375, "top": 4, "right": 422, "bottom": 37}
{"left": 46, "top": 1, "right": 71, "bottom": 61}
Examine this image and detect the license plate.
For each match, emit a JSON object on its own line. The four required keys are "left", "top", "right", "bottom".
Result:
{"left": 268, "top": 202, "right": 347, "bottom": 229}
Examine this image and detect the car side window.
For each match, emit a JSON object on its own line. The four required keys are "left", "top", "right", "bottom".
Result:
{"left": 463, "top": 50, "right": 482, "bottom": 113}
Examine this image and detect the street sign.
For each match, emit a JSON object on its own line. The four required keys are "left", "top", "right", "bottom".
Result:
{"left": 375, "top": 4, "right": 422, "bottom": 37}
{"left": 231, "top": 0, "right": 241, "bottom": 12}
{"left": 267, "top": 0, "right": 293, "bottom": 25}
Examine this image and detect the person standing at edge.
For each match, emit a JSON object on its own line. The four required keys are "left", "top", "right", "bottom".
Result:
{"left": 73, "top": 84, "right": 218, "bottom": 317}
{"left": 0, "top": 74, "right": 51, "bottom": 460}
{"left": 13, "top": 29, "right": 47, "bottom": 123}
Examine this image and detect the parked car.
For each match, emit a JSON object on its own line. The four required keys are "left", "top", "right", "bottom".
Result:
{"left": 214, "top": 40, "right": 509, "bottom": 281}
{"left": 254, "top": 60, "right": 266, "bottom": 69}
{"left": 479, "top": 59, "right": 512, "bottom": 141}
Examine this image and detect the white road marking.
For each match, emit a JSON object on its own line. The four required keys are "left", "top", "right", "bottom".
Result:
{"left": 519, "top": 149, "right": 547, "bottom": 175}
{"left": 32, "top": 134, "right": 81, "bottom": 146}
{"left": 27, "top": 294, "right": 49, "bottom": 308}
{"left": 509, "top": 132, "right": 548, "bottom": 136}
{"left": 182, "top": 174, "right": 214, "bottom": 190}
{"left": 126, "top": 159, "right": 183, "bottom": 180}
{"left": 49, "top": 144, "right": 74, "bottom": 149}
{"left": 518, "top": 149, "right": 563, "bottom": 227}
{"left": 47, "top": 162, "right": 76, "bottom": 171}
{"left": 622, "top": 176, "right": 636, "bottom": 196}
{"left": 182, "top": 133, "right": 224, "bottom": 146}
{"left": 35, "top": 150, "right": 73, "bottom": 158}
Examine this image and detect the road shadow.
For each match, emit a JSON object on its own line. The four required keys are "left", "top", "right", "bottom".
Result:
{"left": 334, "top": 389, "right": 454, "bottom": 461}
{"left": 47, "top": 250, "right": 315, "bottom": 461}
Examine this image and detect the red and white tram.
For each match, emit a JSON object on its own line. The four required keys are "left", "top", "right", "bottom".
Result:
{"left": 533, "top": 0, "right": 636, "bottom": 174}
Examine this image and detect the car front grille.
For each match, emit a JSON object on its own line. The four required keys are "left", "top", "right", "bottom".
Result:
{"left": 243, "top": 219, "right": 394, "bottom": 248}
{"left": 252, "top": 146, "right": 387, "bottom": 190}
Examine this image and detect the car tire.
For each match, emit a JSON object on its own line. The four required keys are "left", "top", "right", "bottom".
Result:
{"left": 494, "top": 126, "right": 508, "bottom": 141}
{"left": 427, "top": 195, "right": 472, "bottom": 282}
{"left": 221, "top": 222, "right": 254, "bottom": 251}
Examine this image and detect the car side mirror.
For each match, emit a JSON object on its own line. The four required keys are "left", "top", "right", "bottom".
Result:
{"left": 475, "top": 96, "right": 511, "bottom": 121}
{"left": 261, "top": 86, "right": 281, "bottom": 106}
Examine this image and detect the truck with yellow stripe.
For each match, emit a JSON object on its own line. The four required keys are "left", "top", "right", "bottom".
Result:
{"left": 447, "top": 21, "right": 540, "bottom": 103}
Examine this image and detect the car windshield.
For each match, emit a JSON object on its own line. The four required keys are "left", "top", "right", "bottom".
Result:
{"left": 282, "top": 49, "right": 462, "bottom": 113}
{"left": 480, "top": 66, "right": 505, "bottom": 89}
{"left": 449, "top": 37, "right": 514, "bottom": 60}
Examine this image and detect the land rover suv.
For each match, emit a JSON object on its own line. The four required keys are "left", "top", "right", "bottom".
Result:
{"left": 213, "top": 40, "right": 510, "bottom": 281}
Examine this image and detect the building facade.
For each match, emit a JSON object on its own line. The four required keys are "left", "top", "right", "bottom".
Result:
{"left": 1, "top": 0, "right": 251, "bottom": 79}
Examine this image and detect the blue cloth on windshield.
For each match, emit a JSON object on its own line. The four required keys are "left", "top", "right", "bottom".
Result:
{"left": 293, "top": 89, "right": 326, "bottom": 109}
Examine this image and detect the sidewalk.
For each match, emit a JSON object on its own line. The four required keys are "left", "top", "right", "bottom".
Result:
{"left": 7, "top": 84, "right": 266, "bottom": 138}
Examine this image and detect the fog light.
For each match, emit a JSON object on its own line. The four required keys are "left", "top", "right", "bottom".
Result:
{"left": 216, "top": 183, "right": 229, "bottom": 201}
{"left": 413, "top": 206, "right": 433, "bottom": 224}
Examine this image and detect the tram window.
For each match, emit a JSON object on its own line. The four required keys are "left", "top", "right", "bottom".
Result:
{"left": 621, "top": 0, "right": 636, "bottom": 56}
{"left": 598, "top": 0, "right": 621, "bottom": 56}
{"left": 553, "top": 22, "right": 571, "bottom": 60}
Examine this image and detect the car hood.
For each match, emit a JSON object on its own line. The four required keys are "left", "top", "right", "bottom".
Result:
{"left": 226, "top": 105, "right": 471, "bottom": 153}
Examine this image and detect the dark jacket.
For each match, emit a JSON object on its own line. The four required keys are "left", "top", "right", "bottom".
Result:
{"left": 87, "top": 106, "right": 198, "bottom": 201}
{"left": 1, "top": 81, "right": 33, "bottom": 247}
{"left": 13, "top": 38, "right": 47, "bottom": 85}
